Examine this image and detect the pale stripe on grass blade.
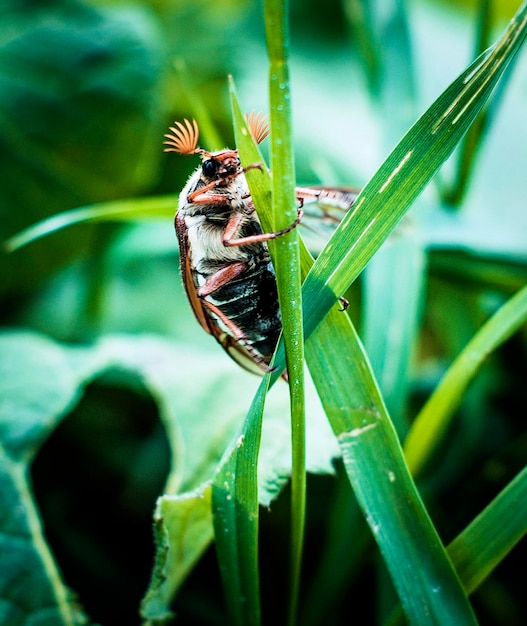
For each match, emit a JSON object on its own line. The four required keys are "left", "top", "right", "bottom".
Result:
{"left": 300, "top": 4, "right": 527, "bottom": 342}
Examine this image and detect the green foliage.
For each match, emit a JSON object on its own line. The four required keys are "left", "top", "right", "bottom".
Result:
{"left": 0, "top": 0, "right": 167, "bottom": 298}
{"left": 2, "top": 0, "right": 527, "bottom": 625}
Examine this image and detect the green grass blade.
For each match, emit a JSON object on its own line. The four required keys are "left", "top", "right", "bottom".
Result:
{"left": 211, "top": 374, "right": 270, "bottom": 626}
{"left": 209, "top": 94, "right": 277, "bottom": 626}
{"left": 442, "top": 0, "right": 494, "bottom": 205}
{"left": 387, "top": 463, "right": 527, "bottom": 626}
{"left": 405, "top": 282, "right": 527, "bottom": 476}
{"left": 263, "top": 1, "right": 305, "bottom": 624}
{"left": 211, "top": 70, "right": 306, "bottom": 626}
{"left": 305, "top": 306, "right": 478, "bottom": 624}
{"left": 297, "top": 11, "right": 527, "bottom": 621}
{"left": 299, "top": 5, "right": 527, "bottom": 342}
{"left": 4, "top": 195, "right": 176, "bottom": 252}
{"left": 450, "top": 463, "right": 527, "bottom": 593}
{"left": 237, "top": 143, "right": 477, "bottom": 621}
{"left": 228, "top": 68, "right": 306, "bottom": 626}
{"left": 211, "top": 7, "right": 527, "bottom": 623}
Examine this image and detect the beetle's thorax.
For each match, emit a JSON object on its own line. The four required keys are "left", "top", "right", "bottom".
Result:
{"left": 178, "top": 148, "right": 251, "bottom": 221}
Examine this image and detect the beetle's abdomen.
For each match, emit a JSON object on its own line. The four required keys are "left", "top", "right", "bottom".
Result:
{"left": 206, "top": 256, "right": 281, "bottom": 361}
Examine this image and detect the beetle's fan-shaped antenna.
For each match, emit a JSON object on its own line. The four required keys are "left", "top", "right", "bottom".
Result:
{"left": 164, "top": 119, "right": 200, "bottom": 154}
{"left": 245, "top": 111, "right": 270, "bottom": 145}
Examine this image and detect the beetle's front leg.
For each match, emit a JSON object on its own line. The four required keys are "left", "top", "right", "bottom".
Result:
{"left": 187, "top": 190, "right": 235, "bottom": 205}
{"left": 223, "top": 209, "right": 304, "bottom": 247}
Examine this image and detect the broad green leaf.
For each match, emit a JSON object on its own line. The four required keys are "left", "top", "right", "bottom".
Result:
{"left": 0, "top": 332, "right": 94, "bottom": 626}
{"left": 0, "top": 329, "right": 338, "bottom": 624}
{"left": 0, "top": 2, "right": 167, "bottom": 297}
{"left": 141, "top": 485, "right": 213, "bottom": 625}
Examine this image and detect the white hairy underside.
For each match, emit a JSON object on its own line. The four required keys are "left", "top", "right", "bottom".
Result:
{"left": 178, "top": 166, "right": 259, "bottom": 282}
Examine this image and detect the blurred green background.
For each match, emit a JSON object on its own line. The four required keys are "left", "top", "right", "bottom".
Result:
{"left": 1, "top": 0, "right": 526, "bottom": 624}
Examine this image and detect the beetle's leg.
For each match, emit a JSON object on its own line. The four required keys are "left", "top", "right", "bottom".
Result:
{"left": 339, "top": 297, "right": 349, "bottom": 311}
{"left": 186, "top": 172, "right": 240, "bottom": 204}
{"left": 189, "top": 192, "right": 236, "bottom": 205}
{"left": 197, "top": 262, "right": 247, "bottom": 298}
{"left": 199, "top": 298, "right": 272, "bottom": 371}
{"left": 187, "top": 164, "right": 261, "bottom": 204}
{"left": 223, "top": 209, "right": 303, "bottom": 247}
{"left": 195, "top": 262, "right": 271, "bottom": 368}
{"left": 242, "top": 163, "right": 262, "bottom": 174}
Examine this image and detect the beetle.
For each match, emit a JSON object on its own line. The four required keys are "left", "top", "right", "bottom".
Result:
{"left": 164, "top": 113, "right": 358, "bottom": 375}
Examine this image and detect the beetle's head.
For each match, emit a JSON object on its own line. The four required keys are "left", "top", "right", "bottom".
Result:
{"left": 163, "top": 112, "right": 269, "bottom": 179}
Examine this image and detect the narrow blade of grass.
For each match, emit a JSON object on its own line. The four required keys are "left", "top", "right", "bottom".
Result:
{"left": 305, "top": 305, "right": 479, "bottom": 624}
{"left": 263, "top": 1, "right": 305, "bottom": 624}
{"left": 4, "top": 195, "right": 176, "bottom": 253}
{"left": 299, "top": 5, "right": 527, "bottom": 344}
{"left": 211, "top": 375, "right": 270, "bottom": 626}
{"left": 404, "top": 282, "right": 527, "bottom": 477}
{"left": 450, "top": 463, "right": 527, "bottom": 593}
{"left": 386, "top": 463, "right": 527, "bottom": 626}
{"left": 208, "top": 92, "right": 279, "bottom": 626}
{"left": 211, "top": 71, "right": 305, "bottom": 625}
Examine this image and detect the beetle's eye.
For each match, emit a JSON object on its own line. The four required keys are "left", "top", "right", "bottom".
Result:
{"left": 202, "top": 159, "right": 218, "bottom": 178}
